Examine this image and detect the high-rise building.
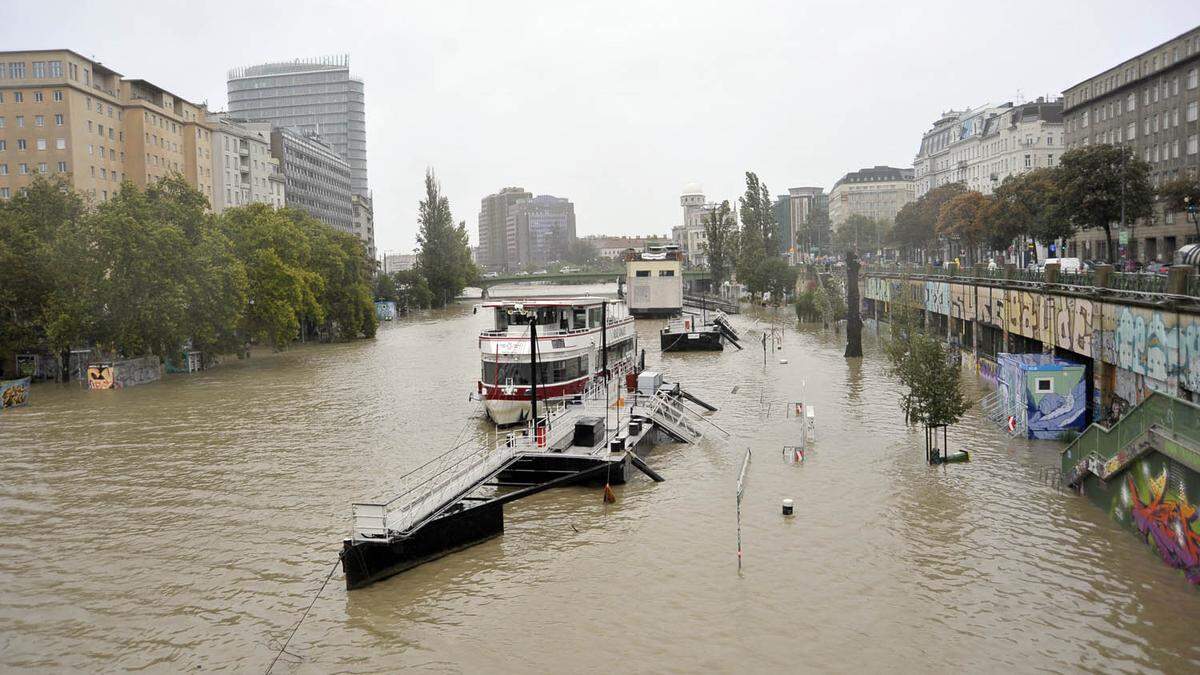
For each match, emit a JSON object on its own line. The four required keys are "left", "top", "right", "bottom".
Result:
{"left": 227, "top": 56, "right": 368, "bottom": 196}
{"left": 270, "top": 127, "right": 353, "bottom": 232}
{"left": 828, "top": 166, "right": 915, "bottom": 232}
{"left": 208, "top": 112, "right": 277, "bottom": 213}
{"left": 1062, "top": 26, "right": 1200, "bottom": 261}
{"left": 773, "top": 187, "right": 826, "bottom": 262}
{"left": 0, "top": 49, "right": 214, "bottom": 204}
{"left": 478, "top": 186, "right": 532, "bottom": 271}
{"left": 914, "top": 98, "right": 1063, "bottom": 198}
{"left": 505, "top": 194, "right": 576, "bottom": 268}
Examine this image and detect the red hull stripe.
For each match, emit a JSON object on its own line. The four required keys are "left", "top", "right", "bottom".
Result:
{"left": 483, "top": 375, "right": 590, "bottom": 401}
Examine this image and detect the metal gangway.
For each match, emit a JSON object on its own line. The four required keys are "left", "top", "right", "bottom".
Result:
{"left": 352, "top": 362, "right": 638, "bottom": 543}
{"left": 979, "top": 388, "right": 1026, "bottom": 437}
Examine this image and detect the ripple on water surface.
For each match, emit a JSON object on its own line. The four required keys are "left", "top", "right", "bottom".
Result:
{"left": 2, "top": 292, "right": 1199, "bottom": 672}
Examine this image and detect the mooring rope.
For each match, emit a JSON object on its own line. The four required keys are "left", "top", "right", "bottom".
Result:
{"left": 265, "top": 558, "right": 340, "bottom": 674}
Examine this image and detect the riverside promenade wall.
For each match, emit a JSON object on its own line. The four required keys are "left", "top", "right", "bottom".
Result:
{"left": 861, "top": 263, "right": 1200, "bottom": 423}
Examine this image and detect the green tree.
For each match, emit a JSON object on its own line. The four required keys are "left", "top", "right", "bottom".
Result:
{"left": 298, "top": 216, "right": 377, "bottom": 339}
{"left": 1157, "top": 177, "right": 1200, "bottom": 241}
{"left": 834, "top": 214, "right": 889, "bottom": 252}
{"left": 1056, "top": 144, "right": 1152, "bottom": 263}
{"left": 761, "top": 256, "right": 797, "bottom": 306}
{"left": 702, "top": 199, "right": 738, "bottom": 286}
{"left": 416, "top": 170, "right": 477, "bottom": 307}
{"left": 936, "top": 191, "right": 989, "bottom": 265}
{"left": 47, "top": 181, "right": 195, "bottom": 356}
{"left": 884, "top": 308, "right": 970, "bottom": 458}
{"left": 796, "top": 201, "right": 830, "bottom": 256}
{"left": 393, "top": 269, "right": 434, "bottom": 310}
{"left": 736, "top": 171, "right": 776, "bottom": 299}
{"left": 890, "top": 182, "right": 967, "bottom": 261}
{"left": 0, "top": 174, "right": 84, "bottom": 368}
{"left": 981, "top": 168, "right": 1070, "bottom": 261}
{"left": 221, "top": 204, "right": 324, "bottom": 350}
{"left": 564, "top": 238, "right": 600, "bottom": 267}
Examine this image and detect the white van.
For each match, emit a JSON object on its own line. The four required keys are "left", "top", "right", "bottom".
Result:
{"left": 1040, "top": 257, "right": 1083, "bottom": 274}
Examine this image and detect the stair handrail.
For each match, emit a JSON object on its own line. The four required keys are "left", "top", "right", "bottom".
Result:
{"left": 1060, "top": 392, "right": 1200, "bottom": 477}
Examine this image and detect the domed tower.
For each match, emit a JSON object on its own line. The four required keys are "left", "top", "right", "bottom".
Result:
{"left": 680, "top": 183, "right": 705, "bottom": 226}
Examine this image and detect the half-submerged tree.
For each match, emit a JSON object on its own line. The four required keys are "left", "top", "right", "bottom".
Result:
{"left": 885, "top": 308, "right": 969, "bottom": 461}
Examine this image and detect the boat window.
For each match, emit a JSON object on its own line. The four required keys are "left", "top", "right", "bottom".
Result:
{"left": 635, "top": 270, "right": 651, "bottom": 277}
{"left": 573, "top": 307, "right": 587, "bottom": 329}
{"left": 588, "top": 307, "right": 602, "bottom": 327}
{"left": 482, "top": 356, "right": 590, "bottom": 385}
{"left": 658, "top": 270, "right": 675, "bottom": 277}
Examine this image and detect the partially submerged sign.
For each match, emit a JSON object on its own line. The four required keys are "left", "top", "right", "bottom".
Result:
{"left": 0, "top": 377, "right": 31, "bottom": 410}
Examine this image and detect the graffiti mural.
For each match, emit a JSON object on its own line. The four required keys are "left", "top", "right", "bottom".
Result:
{"left": 997, "top": 353, "right": 1088, "bottom": 439}
{"left": 0, "top": 377, "right": 31, "bottom": 410}
{"left": 1054, "top": 296, "right": 1095, "bottom": 357}
{"left": 1103, "top": 304, "right": 1178, "bottom": 393}
{"left": 1088, "top": 455, "right": 1200, "bottom": 585}
{"left": 923, "top": 281, "right": 950, "bottom": 316}
{"left": 1181, "top": 315, "right": 1200, "bottom": 395}
{"left": 87, "top": 364, "right": 114, "bottom": 390}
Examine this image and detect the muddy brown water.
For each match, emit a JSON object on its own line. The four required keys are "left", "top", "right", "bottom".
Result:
{"left": 2, "top": 284, "right": 1199, "bottom": 672}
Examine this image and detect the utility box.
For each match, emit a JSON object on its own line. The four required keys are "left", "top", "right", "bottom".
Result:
{"left": 637, "top": 371, "right": 663, "bottom": 397}
{"left": 573, "top": 416, "right": 606, "bottom": 448}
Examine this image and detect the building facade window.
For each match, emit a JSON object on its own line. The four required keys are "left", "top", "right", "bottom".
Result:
{"left": 54, "top": 114, "right": 63, "bottom": 126}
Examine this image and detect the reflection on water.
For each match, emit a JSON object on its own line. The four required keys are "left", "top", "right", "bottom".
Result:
{"left": 2, "top": 285, "right": 1199, "bottom": 672}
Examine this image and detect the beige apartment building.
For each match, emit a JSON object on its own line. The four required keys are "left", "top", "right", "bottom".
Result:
{"left": 828, "top": 165, "right": 915, "bottom": 232}
{"left": 0, "top": 49, "right": 213, "bottom": 204}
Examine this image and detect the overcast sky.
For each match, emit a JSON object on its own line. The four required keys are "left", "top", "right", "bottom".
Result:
{"left": 5, "top": 1, "right": 1200, "bottom": 254}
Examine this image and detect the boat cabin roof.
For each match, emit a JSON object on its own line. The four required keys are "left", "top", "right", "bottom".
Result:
{"left": 481, "top": 297, "right": 612, "bottom": 309}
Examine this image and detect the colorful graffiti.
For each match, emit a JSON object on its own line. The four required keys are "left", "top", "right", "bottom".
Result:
{"left": 1096, "top": 454, "right": 1200, "bottom": 585}
{"left": 0, "top": 377, "right": 31, "bottom": 410}
{"left": 87, "top": 364, "right": 114, "bottom": 390}
{"left": 998, "top": 353, "right": 1088, "bottom": 439}
{"left": 1054, "top": 295, "right": 1095, "bottom": 356}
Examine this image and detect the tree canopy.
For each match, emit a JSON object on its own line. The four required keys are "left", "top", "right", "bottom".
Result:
{"left": 1056, "top": 144, "right": 1152, "bottom": 263}
{"left": 702, "top": 199, "right": 738, "bottom": 286}
{"left": 416, "top": 169, "right": 477, "bottom": 307}
{"left": 0, "top": 173, "right": 377, "bottom": 370}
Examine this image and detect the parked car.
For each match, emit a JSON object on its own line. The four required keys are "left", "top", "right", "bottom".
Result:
{"left": 1040, "top": 257, "right": 1083, "bottom": 274}
{"left": 532, "top": 269, "right": 548, "bottom": 275}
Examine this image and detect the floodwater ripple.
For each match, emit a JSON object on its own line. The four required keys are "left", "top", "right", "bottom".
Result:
{"left": 2, "top": 289, "right": 1200, "bottom": 672}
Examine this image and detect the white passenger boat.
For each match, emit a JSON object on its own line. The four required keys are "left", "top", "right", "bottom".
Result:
{"left": 476, "top": 297, "right": 638, "bottom": 426}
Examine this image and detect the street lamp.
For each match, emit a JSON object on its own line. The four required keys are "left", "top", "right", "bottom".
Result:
{"left": 1185, "top": 195, "right": 1200, "bottom": 242}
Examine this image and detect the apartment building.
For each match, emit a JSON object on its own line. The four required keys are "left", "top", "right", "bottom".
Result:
{"left": 351, "top": 193, "right": 375, "bottom": 260}
{"left": 828, "top": 166, "right": 915, "bottom": 231}
{"left": 1062, "top": 26, "right": 1200, "bottom": 260}
{"left": 208, "top": 112, "right": 277, "bottom": 212}
{"left": 270, "top": 127, "right": 353, "bottom": 233}
{"left": 0, "top": 49, "right": 213, "bottom": 204}
{"left": 914, "top": 98, "right": 1064, "bottom": 197}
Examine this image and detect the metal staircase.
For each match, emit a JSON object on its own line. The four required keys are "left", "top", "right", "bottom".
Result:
{"left": 644, "top": 390, "right": 704, "bottom": 443}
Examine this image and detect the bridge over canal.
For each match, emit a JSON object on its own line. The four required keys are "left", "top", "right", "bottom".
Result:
{"left": 466, "top": 269, "right": 711, "bottom": 297}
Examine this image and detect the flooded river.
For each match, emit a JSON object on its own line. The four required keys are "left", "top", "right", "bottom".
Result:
{"left": 2, "top": 283, "right": 1199, "bottom": 672}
